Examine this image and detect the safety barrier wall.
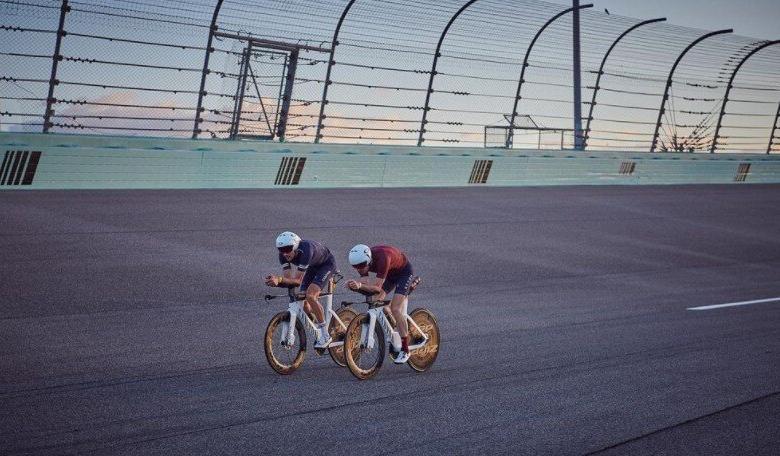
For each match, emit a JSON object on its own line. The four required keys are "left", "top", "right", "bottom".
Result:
{"left": 1, "top": 133, "right": 779, "bottom": 190}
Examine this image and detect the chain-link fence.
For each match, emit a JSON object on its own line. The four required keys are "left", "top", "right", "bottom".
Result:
{"left": 2, "top": 0, "right": 778, "bottom": 153}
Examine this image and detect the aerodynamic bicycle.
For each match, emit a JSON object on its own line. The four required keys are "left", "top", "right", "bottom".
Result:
{"left": 264, "top": 272, "right": 357, "bottom": 374}
{"left": 343, "top": 277, "right": 440, "bottom": 380}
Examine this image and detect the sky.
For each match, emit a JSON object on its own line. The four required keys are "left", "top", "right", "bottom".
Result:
{"left": 552, "top": 0, "right": 780, "bottom": 40}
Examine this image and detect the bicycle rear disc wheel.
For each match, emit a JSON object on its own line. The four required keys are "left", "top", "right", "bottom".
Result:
{"left": 328, "top": 307, "right": 358, "bottom": 367}
{"left": 264, "top": 311, "right": 306, "bottom": 375}
{"left": 344, "top": 313, "right": 385, "bottom": 380}
{"left": 407, "top": 308, "right": 440, "bottom": 372}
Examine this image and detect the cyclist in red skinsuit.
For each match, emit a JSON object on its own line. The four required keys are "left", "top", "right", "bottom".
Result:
{"left": 346, "top": 244, "right": 416, "bottom": 364}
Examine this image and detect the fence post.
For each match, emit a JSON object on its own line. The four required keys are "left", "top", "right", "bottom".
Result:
{"left": 42, "top": 0, "right": 69, "bottom": 133}
{"left": 315, "top": 0, "right": 358, "bottom": 144}
{"left": 710, "top": 40, "right": 780, "bottom": 153}
{"left": 506, "top": 4, "right": 593, "bottom": 148}
{"left": 768, "top": 101, "right": 780, "bottom": 154}
{"left": 192, "top": 0, "right": 224, "bottom": 139}
{"left": 650, "top": 29, "right": 732, "bottom": 152}
{"left": 418, "top": 0, "right": 482, "bottom": 147}
{"left": 583, "top": 17, "right": 665, "bottom": 148}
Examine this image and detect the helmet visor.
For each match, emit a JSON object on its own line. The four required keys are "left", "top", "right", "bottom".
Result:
{"left": 352, "top": 261, "right": 368, "bottom": 269}
{"left": 278, "top": 245, "right": 294, "bottom": 254}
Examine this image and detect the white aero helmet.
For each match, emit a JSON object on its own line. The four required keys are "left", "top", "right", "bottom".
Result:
{"left": 275, "top": 231, "right": 301, "bottom": 251}
{"left": 348, "top": 244, "right": 372, "bottom": 266}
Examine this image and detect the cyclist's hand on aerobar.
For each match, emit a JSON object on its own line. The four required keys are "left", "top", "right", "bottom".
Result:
{"left": 264, "top": 275, "right": 281, "bottom": 287}
{"left": 346, "top": 280, "right": 362, "bottom": 291}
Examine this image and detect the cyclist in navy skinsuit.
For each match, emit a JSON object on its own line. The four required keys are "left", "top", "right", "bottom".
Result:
{"left": 265, "top": 231, "right": 336, "bottom": 348}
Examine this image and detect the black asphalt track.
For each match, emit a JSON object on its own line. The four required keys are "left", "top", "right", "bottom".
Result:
{"left": 1, "top": 184, "right": 779, "bottom": 455}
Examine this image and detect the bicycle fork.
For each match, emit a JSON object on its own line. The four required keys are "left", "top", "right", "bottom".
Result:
{"left": 362, "top": 309, "right": 381, "bottom": 351}
{"left": 280, "top": 305, "right": 299, "bottom": 347}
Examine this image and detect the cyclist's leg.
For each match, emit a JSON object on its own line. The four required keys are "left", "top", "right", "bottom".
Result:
{"left": 304, "top": 283, "right": 325, "bottom": 323}
{"left": 298, "top": 268, "right": 322, "bottom": 322}
{"left": 389, "top": 290, "right": 411, "bottom": 363}
{"left": 389, "top": 262, "right": 415, "bottom": 339}
{"left": 389, "top": 293, "right": 408, "bottom": 336}
{"left": 303, "top": 258, "right": 335, "bottom": 324}
{"left": 300, "top": 271, "right": 329, "bottom": 347}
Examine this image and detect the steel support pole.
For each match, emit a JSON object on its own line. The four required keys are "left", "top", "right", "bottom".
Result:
{"left": 315, "top": 0, "right": 358, "bottom": 144}
{"left": 229, "top": 47, "right": 251, "bottom": 139}
{"left": 192, "top": 0, "right": 224, "bottom": 139}
{"left": 572, "top": 1, "right": 583, "bottom": 150}
{"left": 418, "top": 0, "right": 482, "bottom": 146}
{"left": 506, "top": 4, "right": 592, "bottom": 148}
{"left": 277, "top": 48, "right": 299, "bottom": 142}
{"left": 43, "top": 0, "right": 69, "bottom": 133}
{"left": 583, "top": 17, "right": 666, "bottom": 148}
{"left": 274, "top": 54, "right": 288, "bottom": 129}
{"left": 650, "top": 29, "right": 732, "bottom": 152}
{"left": 710, "top": 40, "right": 780, "bottom": 153}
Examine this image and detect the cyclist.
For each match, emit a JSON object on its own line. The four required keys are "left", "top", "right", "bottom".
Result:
{"left": 346, "top": 244, "right": 415, "bottom": 364}
{"left": 265, "top": 231, "right": 336, "bottom": 348}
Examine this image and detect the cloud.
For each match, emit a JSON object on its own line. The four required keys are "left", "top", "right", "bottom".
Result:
{"left": 50, "top": 91, "right": 195, "bottom": 136}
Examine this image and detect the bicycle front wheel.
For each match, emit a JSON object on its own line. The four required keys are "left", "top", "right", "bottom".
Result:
{"left": 328, "top": 306, "right": 358, "bottom": 367}
{"left": 344, "top": 313, "right": 385, "bottom": 380}
{"left": 407, "top": 308, "right": 440, "bottom": 372}
{"left": 264, "top": 311, "right": 306, "bottom": 375}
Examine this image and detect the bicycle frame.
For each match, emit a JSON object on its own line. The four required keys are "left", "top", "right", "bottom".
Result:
{"left": 361, "top": 303, "right": 429, "bottom": 352}
{"left": 274, "top": 276, "right": 350, "bottom": 348}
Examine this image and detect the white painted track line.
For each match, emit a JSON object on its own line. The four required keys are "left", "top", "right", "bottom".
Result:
{"left": 688, "top": 297, "right": 780, "bottom": 311}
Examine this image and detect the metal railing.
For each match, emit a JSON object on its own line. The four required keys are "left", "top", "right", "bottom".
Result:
{"left": 1, "top": 0, "right": 778, "bottom": 153}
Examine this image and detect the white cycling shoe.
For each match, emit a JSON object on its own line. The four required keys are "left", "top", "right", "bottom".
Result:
{"left": 314, "top": 331, "right": 332, "bottom": 349}
{"left": 394, "top": 350, "right": 410, "bottom": 364}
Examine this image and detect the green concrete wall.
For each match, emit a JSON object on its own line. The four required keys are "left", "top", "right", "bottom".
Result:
{"left": 1, "top": 132, "right": 778, "bottom": 190}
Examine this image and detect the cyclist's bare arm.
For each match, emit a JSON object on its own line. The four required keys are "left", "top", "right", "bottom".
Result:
{"left": 264, "top": 269, "right": 303, "bottom": 287}
{"left": 347, "top": 275, "right": 385, "bottom": 297}
{"left": 279, "top": 269, "right": 303, "bottom": 287}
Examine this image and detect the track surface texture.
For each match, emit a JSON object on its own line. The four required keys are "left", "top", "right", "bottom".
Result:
{"left": 1, "top": 185, "right": 779, "bottom": 455}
